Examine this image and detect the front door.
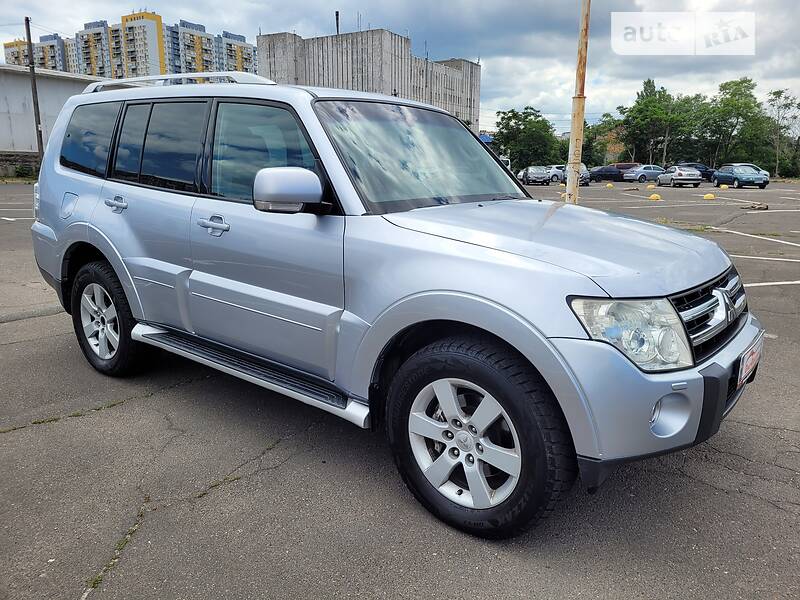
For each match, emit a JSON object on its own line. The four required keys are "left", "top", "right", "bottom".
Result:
{"left": 188, "top": 100, "right": 344, "bottom": 380}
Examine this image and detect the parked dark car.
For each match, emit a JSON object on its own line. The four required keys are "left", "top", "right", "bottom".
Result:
{"left": 676, "top": 162, "right": 714, "bottom": 181}
{"left": 712, "top": 165, "right": 769, "bottom": 189}
{"left": 589, "top": 165, "right": 623, "bottom": 182}
{"left": 520, "top": 166, "right": 551, "bottom": 185}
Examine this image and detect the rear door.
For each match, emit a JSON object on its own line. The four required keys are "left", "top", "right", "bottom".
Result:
{"left": 96, "top": 99, "right": 210, "bottom": 330}
{"left": 187, "top": 100, "right": 344, "bottom": 379}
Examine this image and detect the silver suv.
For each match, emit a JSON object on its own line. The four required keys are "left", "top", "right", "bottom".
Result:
{"left": 32, "top": 73, "right": 764, "bottom": 538}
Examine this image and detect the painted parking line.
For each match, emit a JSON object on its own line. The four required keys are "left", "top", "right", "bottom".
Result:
{"left": 710, "top": 227, "right": 800, "bottom": 248}
{"left": 745, "top": 280, "right": 800, "bottom": 288}
{"left": 746, "top": 209, "right": 800, "bottom": 214}
{"left": 729, "top": 254, "right": 800, "bottom": 263}
{"left": 622, "top": 202, "right": 729, "bottom": 209}
{"left": 0, "top": 216, "right": 35, "bottom": 221}
{"left": 779, "top": 197, "right": 800, "bottom": 201}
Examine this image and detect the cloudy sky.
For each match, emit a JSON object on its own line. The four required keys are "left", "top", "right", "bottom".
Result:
{"left": 2, "top": 0, "right": 798, "bottom": 131}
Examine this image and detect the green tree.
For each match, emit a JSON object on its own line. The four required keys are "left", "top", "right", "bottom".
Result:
{"left": 707, "top": 78, "right": 761, "bottom": 165}
{"left": 766, "top": 89, "right": 800, "bottom": 176}
{"left": 493, "top": 107, "right": 559, "bottom": 169}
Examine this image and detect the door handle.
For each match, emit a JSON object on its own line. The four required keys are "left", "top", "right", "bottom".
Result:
{"left": 197, "top": 215, "right": 230, "bottom": 236}
{"left": 104, "top": 195, "right": 128, "bottom": 212}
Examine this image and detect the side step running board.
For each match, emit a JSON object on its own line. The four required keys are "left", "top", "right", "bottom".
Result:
{"left": 132, "top": 324, "right": 370, "bottom": 428}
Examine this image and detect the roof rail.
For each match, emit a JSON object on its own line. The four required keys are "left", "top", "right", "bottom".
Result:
{"left": 82, "top": 71, "right": 276, "bottom": 94}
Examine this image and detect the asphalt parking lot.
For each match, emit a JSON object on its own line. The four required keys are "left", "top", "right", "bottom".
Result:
{"left": 1, "top": 180, "right": 798, "bottom": 599}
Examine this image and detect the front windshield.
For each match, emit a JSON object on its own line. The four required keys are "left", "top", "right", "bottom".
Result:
{"left": 315, "top": 100, "right": 526, "bottom": 214}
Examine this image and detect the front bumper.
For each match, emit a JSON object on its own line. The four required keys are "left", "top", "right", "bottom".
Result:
{"left": 550, "top": 312, "right": 764, "bottom": 490}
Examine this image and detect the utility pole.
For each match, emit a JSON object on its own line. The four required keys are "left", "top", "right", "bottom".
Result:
{"left": 565, "top": 0, "right": 591, "bottom": 204}
{"left": 25, "top": 16, "right": 44, "bottom": 162}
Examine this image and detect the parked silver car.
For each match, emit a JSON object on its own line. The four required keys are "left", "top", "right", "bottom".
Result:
{"left": 623, "top": 164, "right": 665, "bottom": 183}
{"left": 551, "top": 163, "right": 590, "bottom": 185}
{"left": 31, "top": 72, "right": 764, "bottom": 538}
{"left": 657, "top": 165, "right": 703, "bottom": 187}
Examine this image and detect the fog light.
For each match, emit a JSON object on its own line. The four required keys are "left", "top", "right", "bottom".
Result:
{"left": 649, "top": 393, "right": 691, "bottom": 438}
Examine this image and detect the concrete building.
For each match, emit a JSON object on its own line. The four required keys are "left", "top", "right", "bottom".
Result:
{"left": 0, "top": 64, "right": 103, "bottom": 174}
{"left": 75, "top": 21, "right": 112, "bottom": 77}
{"left": 256, "top": 29, "right": 481, "bottom": 131}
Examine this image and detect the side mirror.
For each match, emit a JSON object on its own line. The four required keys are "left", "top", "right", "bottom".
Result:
{"left": 253, "top": 167, "right": 323, "bottom": 213}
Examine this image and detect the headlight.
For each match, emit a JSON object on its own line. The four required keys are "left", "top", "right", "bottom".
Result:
{"left": 570, "top": 298, "right": 693, "bottom": 371}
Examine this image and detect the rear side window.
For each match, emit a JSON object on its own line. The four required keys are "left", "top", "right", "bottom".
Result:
{"left": 139, "top": 102, "right": 207, "bottom": 192}
{"left": 112, "top": 104, "right": 151, "bottom": 182}
{"left": 210, "top": 102, "right": 316, "bottom": 201}
{"left": 60, "top": 102, "right": 122, "bottom": 177}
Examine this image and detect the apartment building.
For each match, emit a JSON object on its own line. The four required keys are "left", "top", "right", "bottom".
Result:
{"left": 3, "top": 39, "right": 28, "bottom": 67}
{"left": 257, "top": 29, "right": 481, "bottom": 131}
{"left": 5, "top": 12, "right": 256, "bottom": 78}
{"left": 214, "top": 31, "right": 257, "bottom": 74}
{"left": 109, "top": 11, "right": 166, "bottom": 78}
{"left": 75, "top": 21, "right": 112, "bottom": 77}
{"left": 163, "top": 20, "right": 215, "bottom": 74}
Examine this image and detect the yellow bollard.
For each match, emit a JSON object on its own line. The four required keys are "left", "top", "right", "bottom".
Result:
{"left": 646, "top": 184, "right": 655, "bottom": 189}
{"left": 720, "top": 184, "right": 729, "bottom": 189}
{"left": 560, "top": 183, "right": 566, "bottom": 187}
{"left": 649, "top": 193, "right": 662, "bottom": 201}
{"left": 606, "top": 183, "right": 614, "bottom": 188}
{"left": 703, "top": 193, "right": 715, "bottom": 200}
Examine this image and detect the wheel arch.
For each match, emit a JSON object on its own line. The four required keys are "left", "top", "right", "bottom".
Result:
{"left": 351, "top": 293, "right": 601, "bottom": 458}
{"left": 60, "top": 234, "right": 143, "bottom": 319}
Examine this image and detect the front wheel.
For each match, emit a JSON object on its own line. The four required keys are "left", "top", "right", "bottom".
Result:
{"left": 712, "top": 177, "right": 719, "bottom": 187}
{"left": 670, "top": 178, "right": 677, "bottom": 187}
{"left": 693, "top": 182, "right": 700, "bottom": 187}
{"left": 386, "top": 336, "right": 577, "bottom": 539}
{"left": 71, "top": 261, "right": 146, "bottom": 376}
{"left": 759, "top": 183, "right": 767, "bottom": 189}
{"left": 733, "top": 178, "right": 741, "bottom": 188}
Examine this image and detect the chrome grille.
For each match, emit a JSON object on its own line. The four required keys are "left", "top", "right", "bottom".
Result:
{"left": 670, "top": 267, "right": 748, "bottom": 363}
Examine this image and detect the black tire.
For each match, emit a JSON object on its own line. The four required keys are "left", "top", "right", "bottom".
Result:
{"left": 70, "top": 261, "right": 146, "bottom": 376}
{"left": 712, "top": 177, "right": 719, "bottom": 187}
{"left": 386, "top": 335, "right": 577, "bottom": 539}
{"left": 670, "top": 178, "right": 677, "bottom": 187}
{"left": 551, "top": 174, "right": 559, "bottom": 182}
{"left": 545, "top": 181, "right": 550, "bottom": 186}
{"left": 759, "top": 183, "right": 767, "bottom": 189}
{"left": 638, "top": 175, "right": 647, "bottom": 183}
{"left": 693, "top": 182, "right": 700, "bottom": 187}
{"left": 733, "top": 178, "right": 740, "bottom": 189}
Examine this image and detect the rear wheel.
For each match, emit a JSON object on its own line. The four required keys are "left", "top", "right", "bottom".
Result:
{"left": 386, "top": 336, "right": 577, "bottom": 539}
{"left": 638, "top": 174, "right": 647, "bottom": 183}
{"left": 551, "top": 174, "right": 559, "bottom": 182}
{"left": 70, "top": 261, "right": 146, "bottom": 376}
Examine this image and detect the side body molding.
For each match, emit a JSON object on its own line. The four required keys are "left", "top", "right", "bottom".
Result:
{"left": 342, "top": 292, "right": 602, "bottom": 459}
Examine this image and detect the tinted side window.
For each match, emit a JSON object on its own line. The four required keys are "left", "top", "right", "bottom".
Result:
{"left": 112, "top": 104, "right": 151, "bottom": 182}
{"left": 60, "top": 102, "right": 122, "bottom": 177}
{"left": 140, "top": 102, "right": 207, "bottom": 192}
{"left": 211, "top": 102, "right": 316, "bottom": 201}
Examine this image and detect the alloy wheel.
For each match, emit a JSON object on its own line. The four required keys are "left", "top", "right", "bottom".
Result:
{"left": 407, "top": 378, "right": 522, "bottom": 509}
{"left": 79, "top": 283, "right": 120, "bottom": 360}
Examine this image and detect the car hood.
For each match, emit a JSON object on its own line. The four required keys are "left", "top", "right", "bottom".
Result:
{"left": 383, "top": 200, "right": 730, "bottom": 297}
